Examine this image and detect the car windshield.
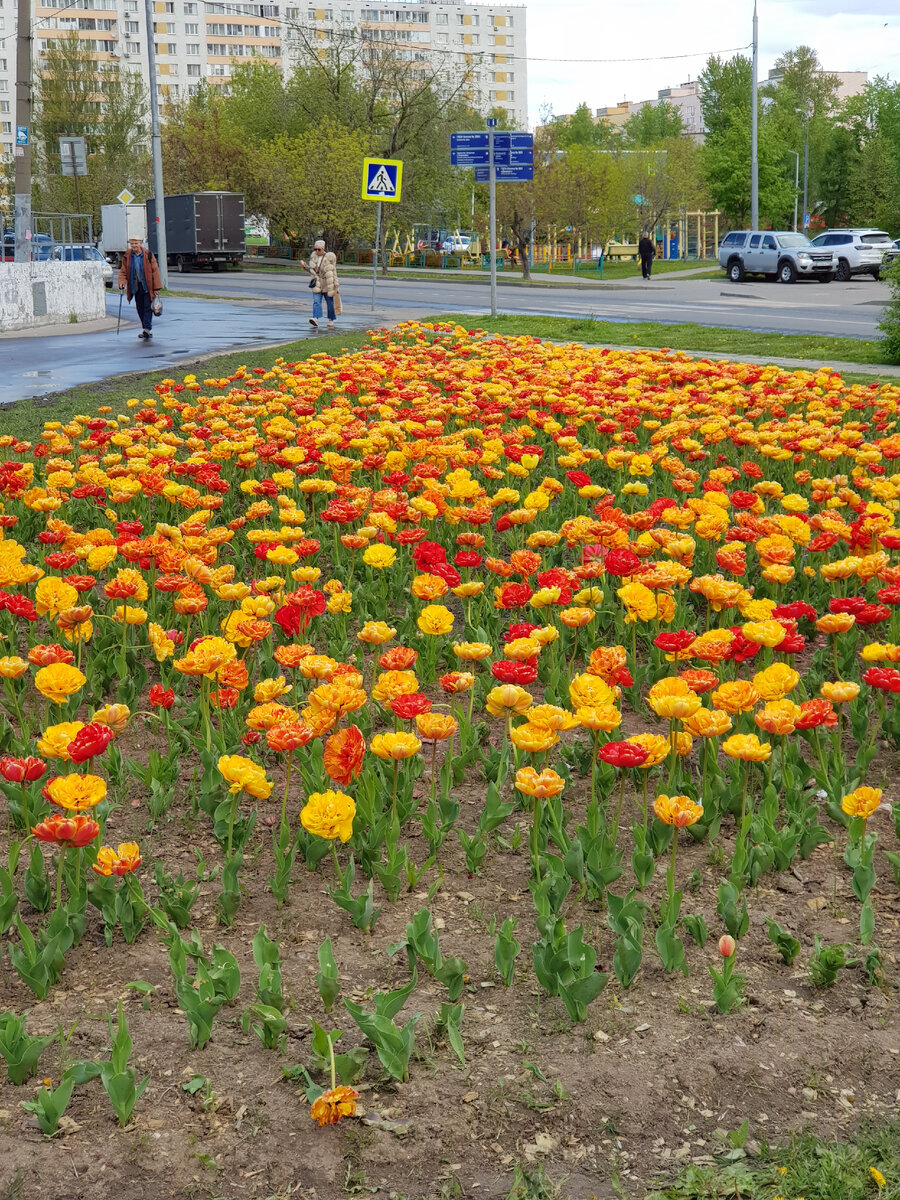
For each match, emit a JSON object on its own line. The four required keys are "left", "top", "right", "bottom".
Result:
{"left": 776, "top": 235, "right": 812, "bottom": 249}
{"left": 860, "top": 234, "right": 891, "bottom": 244}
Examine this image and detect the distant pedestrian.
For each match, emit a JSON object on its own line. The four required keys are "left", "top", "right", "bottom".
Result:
{"left": 638, "top": 232, "right": 655, "bottom": 280}
{"left": 300, "top": 240, "right": 328, "bottom": 329}
{"left": 118, "top": 238, "right": 162, "bottom": 339}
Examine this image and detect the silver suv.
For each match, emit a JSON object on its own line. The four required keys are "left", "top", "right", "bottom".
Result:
{"left": 808, "top": 229, "right": 893, "bottom": 281}
{"left": 718, "top": 230, "right": 835, "bottom": 284}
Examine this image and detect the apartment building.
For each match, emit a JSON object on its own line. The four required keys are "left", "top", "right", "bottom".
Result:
{"left": 0, "top": 0, "right": 526, "bottom": 165}
{"left": 281, "top": 1, "right": 524, "bottom": 127}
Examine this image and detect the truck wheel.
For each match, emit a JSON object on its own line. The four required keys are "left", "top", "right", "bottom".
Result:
{"left": 727, "top": 259, "right": 745, "bottom": 283}
{"left": 212, "top": 262, "right": 222, "bottom": 272}
{"left": 778, "top": 260, "right": 797, "bottom": 284}
{"left": 871, "top": 269, "right": 881, "bottom": 281}
{"left": 835, "top": 259, "right": 851, "bottom": 282}
{"left": 176, "top": 255, "right": 188, "bottom": 273}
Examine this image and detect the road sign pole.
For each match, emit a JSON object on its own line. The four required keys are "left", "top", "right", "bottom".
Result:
{"left": 488, "top": 122, "right": 497, "bottom": 319}
{"left": 69, "top": 142, "right": 82, "bottom": 218}
{"left": 371, "top": 200, "right": 382, "bottom": 313}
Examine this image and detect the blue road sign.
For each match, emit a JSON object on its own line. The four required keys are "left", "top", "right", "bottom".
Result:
{"left": 451, "top": 149, "right": 490, "bottom": 166}
{"left": 492, "top": 133, "right": 534, "bottom": 150}
{"left": 492, "top": 148, "right": 534, "bottom": 167}
{"left": 451, "top": 132, "right": 489, "bottom": 149}
{"left": 474, "top": 164, "right": 534, "bottom": 183}
{"left": 15, "top": 126, "right": 28, "bottom": 147}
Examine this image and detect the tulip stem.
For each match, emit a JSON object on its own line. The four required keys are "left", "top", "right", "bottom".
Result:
{"left": 612, "top": 772, "right": 626, "bottom": 850}
{"left": 56, "top": 848, "right": 65, "bottom": 909}
{"left": 327, "top": 1029, "right": 337, "bottom": 1091}
{"left": 281, "top": 752, "right": 293, "bottom": 845}
{"left": 330, "top": 841, "right": 341, "bottom": 882}
{"left": 531, "top": 794, "right": 542, "bottom": 883}
{"left": 391, "top": 759, "right": 399, "bottom": 824}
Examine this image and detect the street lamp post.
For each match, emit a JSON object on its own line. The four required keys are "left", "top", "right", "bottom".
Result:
{"left": 796, "top": 108, "right": 810, "bottom": 232}
{"left": 787, "top": 150, "right": 799, "bottom": 232}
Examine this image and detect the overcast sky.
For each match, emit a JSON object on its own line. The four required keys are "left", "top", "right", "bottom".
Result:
{"left": 523, "top": 0, "right": 900, "bottom": 127}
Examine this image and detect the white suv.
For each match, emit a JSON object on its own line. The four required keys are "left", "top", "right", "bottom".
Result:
{"left": 809, "top": 229, "right": 893, "bottom": 281}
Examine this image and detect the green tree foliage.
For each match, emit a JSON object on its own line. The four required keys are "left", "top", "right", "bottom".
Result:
{"left": 247, "top": 120, "right": 372, "bottom": 251}
{"left": 622, "top": 101, "right": 684, "bottom": 147}
{"left": 32, "top": 34, "right": 150, "bottom": 222}
{"left": 699, "top": 53, "right": 793, "bottom": 226}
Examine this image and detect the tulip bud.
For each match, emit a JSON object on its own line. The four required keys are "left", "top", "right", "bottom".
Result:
{"left": 718, "top": 934, "right": 736, "bottom": 958}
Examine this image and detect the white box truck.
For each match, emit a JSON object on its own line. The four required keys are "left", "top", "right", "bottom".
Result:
{"left": 99, "top": 204, "right": 148, "bottom": 266}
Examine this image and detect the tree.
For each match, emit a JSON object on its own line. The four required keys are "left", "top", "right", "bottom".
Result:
{"left": 698, "top": 54, "right": 752, "bottom": 137}
{"left": 622, "top": 102, "right": 684, "bottom": 147}
{"left": 698, "top": 51, "right": 794, "bottom": 226}
{"left": 247, "top": 119, "right": 371, "bottom": 252}
{"left": 162, "top": 86, "right": 247, "bottom": 194}
{"left": 32, "top": 34, "right": 150, "bottom": 222}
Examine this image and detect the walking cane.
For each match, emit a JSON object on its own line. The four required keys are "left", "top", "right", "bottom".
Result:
{"left": 116, "top": 287, "right": 124, "bottom": 335}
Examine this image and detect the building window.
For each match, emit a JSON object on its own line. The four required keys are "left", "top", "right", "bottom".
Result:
{"left": 125, "top": 40, "right": 140, "bottom": 51}
{"left": 435, "top": 30, "right": 447, "bottom": 42}
{"left": 186, "top": 42, "right": 199, "bottom": 52}
{"left": 0, "top": 101, "right": 8, "bottom": 113}
{"left": 183, "top": 1, "right": 197, "bottom": 10}
{"left": 208, "top": 63, "right": 227, "bottom": 74}
{"left": 436, "top": 10, "right": 447, "bottom": 21}
{"left": 1, "top": 122, "right": 10, "bottom": 134}
{"left": 185, "top": 21, "right": 198, "bottom": 33}
{"left": 125, "top": 19, "right": 138, "bottom": 31}
{"left": 186, "top": 62, "right": 200, "bottom": 74}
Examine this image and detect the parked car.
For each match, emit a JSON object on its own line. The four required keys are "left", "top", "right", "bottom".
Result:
{"left": 49, "top": 243, "right": 114, "bottom": 287}
{"left": 718, "top": 230, "right": 835, "bottom": 283}
{"left": 808, "top": 229, "right": 894, "bottom": 281}
{"left": 441, "top": 235, "right": 472, "bottom": 254}
{"left": 885, "top": 237, "right": 900, "bottom": 267}
{"left": 1, "top": 232, "right": 57, "bottom": 262}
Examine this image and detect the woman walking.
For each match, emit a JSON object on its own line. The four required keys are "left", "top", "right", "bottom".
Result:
{"left": 300, "top": 240, "right": 341, "bottom": 329}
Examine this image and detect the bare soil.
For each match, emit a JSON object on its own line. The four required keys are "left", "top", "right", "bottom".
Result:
{"left": 1, "top": 712, "right": 898, "bottom": 1200}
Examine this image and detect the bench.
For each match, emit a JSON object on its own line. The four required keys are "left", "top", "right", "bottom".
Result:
{"left": 604, "top": 242, "right": 640, "bottom": 261}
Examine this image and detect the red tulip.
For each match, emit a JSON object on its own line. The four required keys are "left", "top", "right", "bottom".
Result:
{"left": 0, "top": 755, "right": 46, "bottom": 783}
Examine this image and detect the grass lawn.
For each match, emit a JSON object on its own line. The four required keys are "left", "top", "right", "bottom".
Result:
{"left": 508, "top": 1118, "right": 900, "bottom": 1199}
{"left": 431, "top": 312, "right": 897, "bottom": 369}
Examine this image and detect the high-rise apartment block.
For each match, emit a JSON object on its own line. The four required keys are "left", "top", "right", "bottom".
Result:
{"left": 0, "top": 0, "right": 526, "bottom": 165}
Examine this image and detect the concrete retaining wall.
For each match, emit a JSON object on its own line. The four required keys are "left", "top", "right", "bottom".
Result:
{"left": 0, "top": 262, "right": 107, "bottom": 332}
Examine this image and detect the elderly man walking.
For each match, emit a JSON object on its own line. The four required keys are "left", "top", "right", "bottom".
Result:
{"left": 118, "top": 238, "right": 163, "bottom": 339}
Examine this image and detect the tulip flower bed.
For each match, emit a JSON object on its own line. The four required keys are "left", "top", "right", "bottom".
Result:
{"left": 0, "top": 322, "right": 899, "bottom": 1199}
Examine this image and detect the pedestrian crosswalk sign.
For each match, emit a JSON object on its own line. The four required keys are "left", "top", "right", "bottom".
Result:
{"left": 362, "top": 158, "right": 403, "bottom": 203}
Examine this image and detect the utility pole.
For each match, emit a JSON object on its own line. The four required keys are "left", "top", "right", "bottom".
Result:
{"left": 750, "top": 0, "right": 758, "bottom": 230}
{"left": 143, "top": 0, "right": 168, "bottom": 285}
{"left": 488, "top": 117, "right": 497, "bottom": 319}
{"left": 788, "top": 150, "right": 799, "bottom": 232}
{"left": 13, "top": 0, "right": 32, "bottom": 263}
{"left": 801, "top": 116, "right": 810, "bottom": 232}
